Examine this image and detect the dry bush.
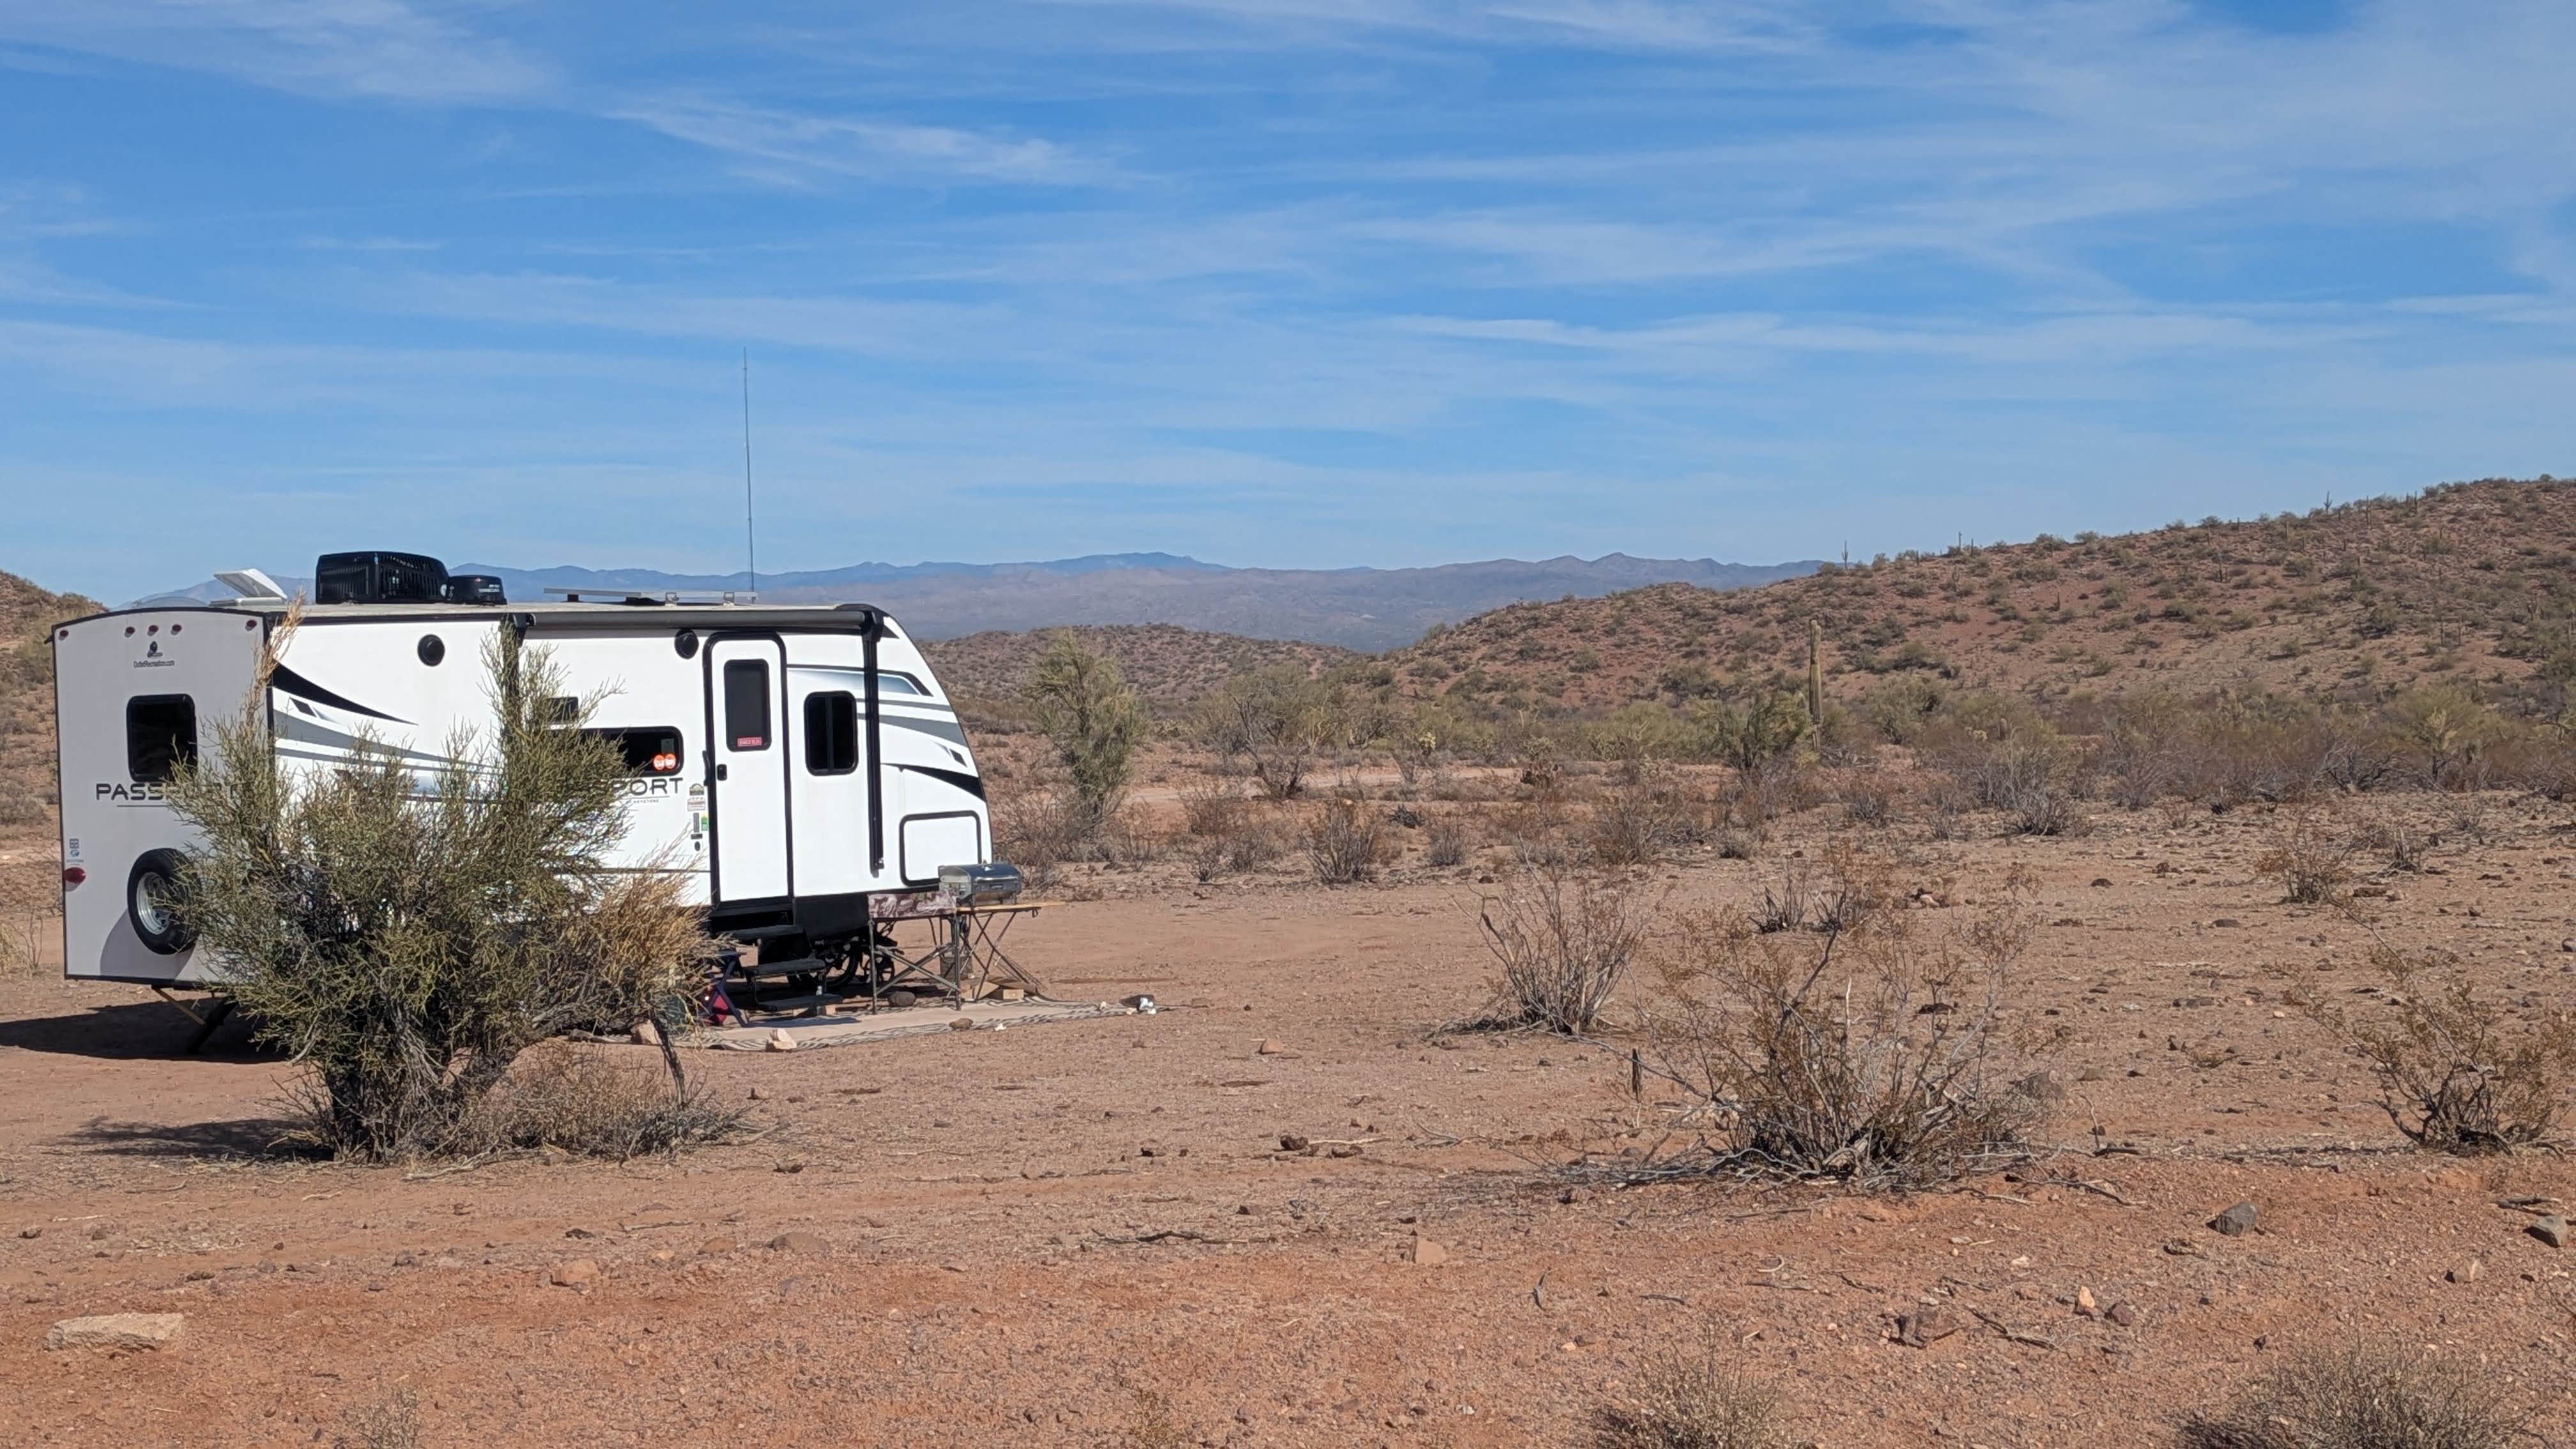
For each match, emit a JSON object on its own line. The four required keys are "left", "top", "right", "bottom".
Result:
{"left": 2359, "top": 813, "right": 2430, "bottom": 873}
{"left": 1199, "top": 665, "right": 1340, "bottom": 801}
{"left": 1423, "top": 814, "right": 1471, "bottom": 868}
{"left": 1588, "top": 774, "right": 1692, "bottom": 866}
{"left": 2257, "top": 807, "right": 2358, "bottom": 904}
{"left": 2292, "top": 947, "right": 2576, "bottom": 1154}
{"left": 1598, "top": 1329, "right": 1799, "bottom": 1449}
{"left": 2178, "top": 1345, "right": 2529, "bottom": 1449}
{"left": 1470, "top": 868, "right": 1652, "bottom": 1036}
{"left": 1189, "top": 807, "right": 1285, "bottom": 882}
{"left": 445, "top": 1042, "right": 742, "bottom": 1160}
{"left": 1752, "top": 850, "right": 1887, "bottom": 936}
{"left": 992, "top": 783, "right": 1079, "bottom": 894}
{"left": 1305, "top": 796, "right": 1390, "bottom": 884}
{"left": 1832, "top": 769, "right": 1901, "bottom": 827}
{"left": 1177, "top": 776, "right": 1246, "bottom": 836}
{"left": 1637, "top": 865, "right": 2051, "bottom": 1186}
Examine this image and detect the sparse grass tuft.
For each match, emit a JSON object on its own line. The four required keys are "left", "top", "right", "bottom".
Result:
{"left": 2179, "top": 1344, "right": 2529, "bottom": 1449}
{"left": 334, "top": 1388, "right": 422, "bottom": 1449}
{"left": 1598, "top": 1329, "right": 1801, "bottom": 1449}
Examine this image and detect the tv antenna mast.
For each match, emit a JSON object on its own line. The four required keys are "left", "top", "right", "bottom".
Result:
{"left": 741, "top": 349, "right": 757, "bottom": 598}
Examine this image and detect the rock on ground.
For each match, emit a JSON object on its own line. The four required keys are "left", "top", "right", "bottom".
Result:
{"left": 47, "top": 1314, "right": 184, "bottom": 1351}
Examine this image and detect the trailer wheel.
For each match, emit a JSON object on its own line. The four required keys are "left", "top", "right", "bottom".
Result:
{"left": 127, "top": 849, "right": 195, "bottom": 955}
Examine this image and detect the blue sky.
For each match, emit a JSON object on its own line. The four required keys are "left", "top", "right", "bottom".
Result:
{"left": 3, "top": 0, "right": 2572, "bottom": 602}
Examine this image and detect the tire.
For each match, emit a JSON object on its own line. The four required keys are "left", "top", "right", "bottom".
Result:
{"left": 127, "top": 849, "right": 195, "bottom": 956}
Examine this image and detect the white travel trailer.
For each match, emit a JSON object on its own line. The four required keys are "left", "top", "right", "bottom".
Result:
{"left": 52, "top": 553, "right": 995, "bottom": 992}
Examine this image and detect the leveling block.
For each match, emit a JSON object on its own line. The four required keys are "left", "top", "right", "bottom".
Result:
{"left": 687, "top": 994, "right": 1156, "bottom": 1052}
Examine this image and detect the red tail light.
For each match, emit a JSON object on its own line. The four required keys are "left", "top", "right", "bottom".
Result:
{"left": 62, "top": 866, "right": 86, "bottom": 887}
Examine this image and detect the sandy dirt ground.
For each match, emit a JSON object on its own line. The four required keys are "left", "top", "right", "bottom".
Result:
{"left": 1, "top": 797, "right": 2573, "bottom": 1446}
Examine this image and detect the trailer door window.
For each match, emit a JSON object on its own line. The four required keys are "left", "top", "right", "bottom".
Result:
{"left": 585, "top": 726, "right": 684, "bottom": 776}
{"left": 722, "top": 660, "right": 771, "bottom": 750}
{"left": 804, "top": 691, "right": 858, "bottom": 774}
{"left": 126, "top": 695, "right": 198, "bottom": 783}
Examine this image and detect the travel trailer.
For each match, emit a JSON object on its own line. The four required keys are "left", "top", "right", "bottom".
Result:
{"left": 52, "top": 552, "right": 995, "bottom": 989}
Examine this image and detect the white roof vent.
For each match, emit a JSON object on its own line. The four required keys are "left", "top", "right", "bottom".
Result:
{"left": 213, "top": 568, "right": 287, "bottom": 601}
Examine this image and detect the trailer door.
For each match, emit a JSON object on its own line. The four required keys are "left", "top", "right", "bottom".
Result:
{"left": 707, "top": 638, "right": 790, "bottom": 903}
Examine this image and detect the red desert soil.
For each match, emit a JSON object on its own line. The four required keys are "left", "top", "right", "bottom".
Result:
{"left": 3, "top": 797, "right": 2573, "bottom": 1446}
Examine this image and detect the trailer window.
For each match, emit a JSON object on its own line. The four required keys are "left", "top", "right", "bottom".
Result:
{"left": 586, "top": 726, "right": 684, "bottom": 776}
{"left": 876, "top": 671, "right": 927, "bottom": 696}
{"left": 722, "top": 661, "right": 771, "bottom": 750}
{"left": 126, "top": 695, "right": 198, "bottom": 783}
{"left": 804, "top": 692, "right": 858, "bottom": 775}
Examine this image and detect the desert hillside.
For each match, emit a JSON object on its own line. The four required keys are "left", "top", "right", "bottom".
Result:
{"left": 0, "top": 569, "right": 95, "bottom": 829}
{"left": 923, "top": 624, "right": 1356, "bottom": 724}
{"left": 1386, "top": 478, "right": 2576, "bottom": 715}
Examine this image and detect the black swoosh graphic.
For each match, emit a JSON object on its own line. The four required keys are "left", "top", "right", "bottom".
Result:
{"left": 896, "top": 763, "right": 986, "bottom": 801}
{"left": 271, "top": 665, "right": 410, "bottom": 724}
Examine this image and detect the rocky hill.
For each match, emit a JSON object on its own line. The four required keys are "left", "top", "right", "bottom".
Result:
{"left": 1385, "top": 479, "right": 2576, "bottom": 715}
{"left": 1, "top": 571, "right": 97, "bottom": 832}
{"left": 923, "top": 624, "right": 1357, "bottom": 726}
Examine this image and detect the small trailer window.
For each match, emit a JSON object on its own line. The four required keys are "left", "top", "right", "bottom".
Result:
{"left": 126, "top": 695, "right": 198, "bottom": 783}
{"left": 723, "top": 661, "right": 771, "bottom": 750}
{"left": 804, "top": 692, "right": 858, "bottom": 774}
{"left": 877, "top": 671, "right": 928, "bottom": 696}
{"left": 585, "top": 726, "right": 684, "bottom": 776}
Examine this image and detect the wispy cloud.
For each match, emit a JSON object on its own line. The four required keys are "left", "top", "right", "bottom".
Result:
{"left": 0, "top": 0, "right": 548, "bottom": 103}
{"left": 610, "top": 96, "right": 1110, "bottom": 187}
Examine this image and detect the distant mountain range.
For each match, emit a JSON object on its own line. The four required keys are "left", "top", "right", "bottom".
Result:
{"left": 163, "top": 551, "right": 1821, "bottom": 651}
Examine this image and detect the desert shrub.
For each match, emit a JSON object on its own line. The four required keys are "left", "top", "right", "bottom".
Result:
{"left": 171, "top": 631, "right": 714, "bottom": 1161}
{"left": 2257, "top": 807, "right": 2357, "bottom": 904}
{"left": 1688, "top": 693, "right": 1812, "bottom": 772}
{"left": 1598, "top": 1330, "right": 1797, "bottom": 1449}
{"left": 1919, "top": 696, "right": 2083, "bottom": 835}
{"left": 2292, "top": 947, "right": 2576, "bottom": 1154}
{"left": 1587, "top": 701, "right": 1691, "bottom": 763}
{"left": 1831, "top": 768, "right": 1900, "bottom": 827}
{"left": 1588, "top": 773, "right": 1692, "bottom": 866}
{"left": 455, "top": 1041, "right": 741, "bottom": 1160}
{"left": 992, "top": 783, "right": 1080, "bottom": 893}
{"left": 1423, "top": 814, "right": 1471, "bottom": 868}
{"left": 1177, "top": 776, "right": 1245, "bottom": 836}
{"left": 2385, "top": 686, "right": 2503, "bottom": 789}
{"left": 1860, "top": 676, "right": 1948, "bottom": 745}
{"left": 1200, "top": 665, "right": 1342, "bottom": 801}
{"left": 1471, "top": 868, "right": 1651, "bottom": 1036}
{"left": 2179, "top": 1345, "right": 2529, "bottom": 1449}
{"left": 1305, "top": 796, "right": 1390, "bottom": 884}
{"left": 1638, "top": 865, "right": 2051, "bottom": 1186}
{"left": 1189, "top": 804, "right": 1285, "bottom": 882}
{"left": 1025, "top": 632, "right": 1147, "bottom": 834}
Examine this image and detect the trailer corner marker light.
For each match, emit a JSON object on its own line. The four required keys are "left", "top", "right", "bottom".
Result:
{"left": 62, "top": 866, "right": 86, "bottom": 887}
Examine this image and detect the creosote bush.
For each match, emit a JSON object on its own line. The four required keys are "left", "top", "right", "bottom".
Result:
{"left": 1470, "top": 868, "right": 1652, "bottom": 1036}
{"left": 2179, "top": 1345, "right": 2529, "bottom": 1449}
{"left": 2292, "top": 947, "right": 2576, "bottom": 1154}
{"left": 1598, "top": 1329, "right": 1801, "bottom": 1449}
{"left": 1639, "top": 859, "right": 2053, "bottom": 1186}
{"left": 172, "top": 630, "right": 718, "bottom": 1161}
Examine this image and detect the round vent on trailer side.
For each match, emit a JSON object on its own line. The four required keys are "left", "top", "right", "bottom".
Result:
{"left": 126, "top": 849, "right": 196, "bottom": 956}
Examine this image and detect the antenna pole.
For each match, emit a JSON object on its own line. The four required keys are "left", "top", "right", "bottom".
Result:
{"left": 741, "top": 349, "right": 756, "bottom": 597}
